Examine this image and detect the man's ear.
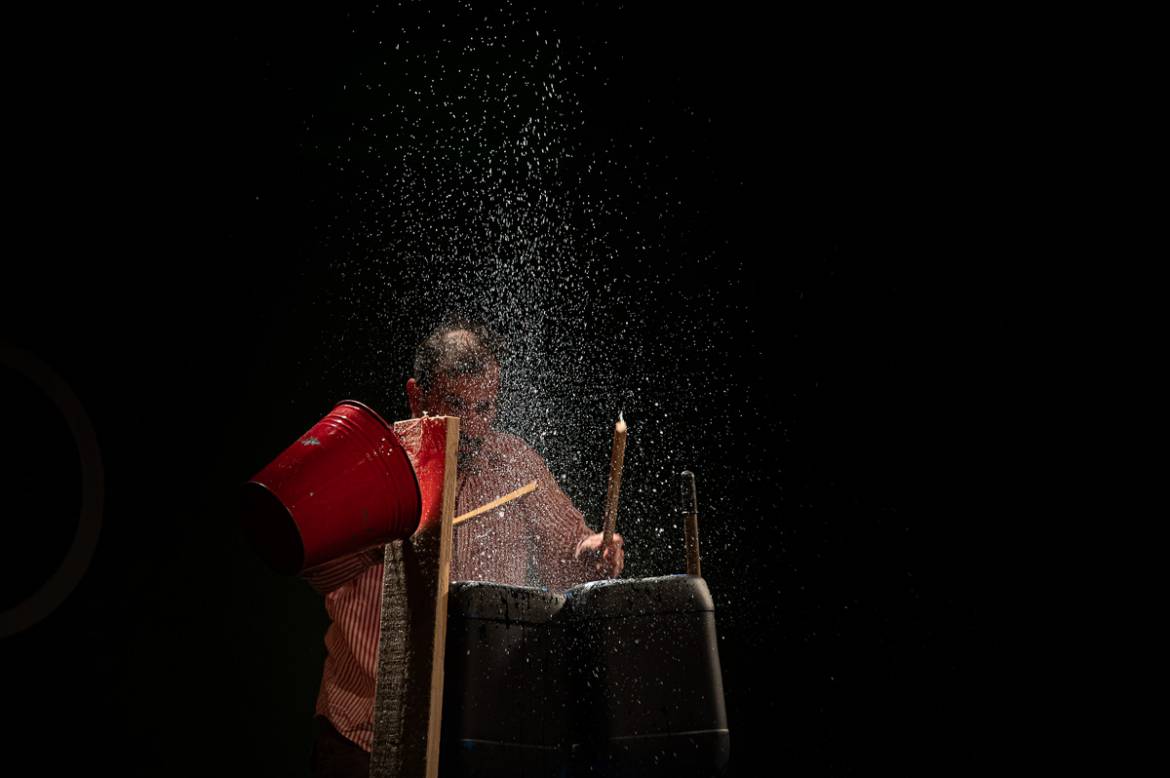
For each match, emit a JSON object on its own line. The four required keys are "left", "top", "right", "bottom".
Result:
{"left": 406, "top": 377, "right": 423, "bottom": 417}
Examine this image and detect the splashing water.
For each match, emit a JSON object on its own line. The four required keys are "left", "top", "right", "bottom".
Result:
{"left": 299, "top": 3, "right": 752, "bottom": 585}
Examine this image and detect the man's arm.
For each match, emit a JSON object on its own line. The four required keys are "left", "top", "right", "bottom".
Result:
{"left": 299, "top": 545, "right": 384, "bottom": 595}
{"left": 524, "top": 449, "right": 623, "bottom": 590}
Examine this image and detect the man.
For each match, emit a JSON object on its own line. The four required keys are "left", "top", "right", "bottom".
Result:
{"left": 304, "top": 320, "right": 624, "bottom": 777}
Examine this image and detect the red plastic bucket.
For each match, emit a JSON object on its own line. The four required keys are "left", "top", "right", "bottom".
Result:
{"left": 240, "top": 400, "right": 422, "bottom": 575}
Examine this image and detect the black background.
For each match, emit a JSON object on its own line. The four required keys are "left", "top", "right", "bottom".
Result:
{"left": 2, "top": 3, "right": 995, "bottom": 775}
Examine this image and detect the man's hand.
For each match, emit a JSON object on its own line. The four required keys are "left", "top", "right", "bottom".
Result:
{"left": 575, "top": 531, "right": 624, "bottom": 579}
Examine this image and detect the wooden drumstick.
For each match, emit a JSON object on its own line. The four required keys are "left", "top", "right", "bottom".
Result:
{"left": 681, "top": 470, "right": 700, "bottom": 577}
{"left": 452, "top": 481, "right": 537, "bottom": 526}
{"left": 601, "top": 412, "right": 627, "bottom": 546}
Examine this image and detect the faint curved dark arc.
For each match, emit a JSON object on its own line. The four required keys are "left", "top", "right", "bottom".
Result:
{"left": 0, "top": 347, "right": 104, "bottom": 639}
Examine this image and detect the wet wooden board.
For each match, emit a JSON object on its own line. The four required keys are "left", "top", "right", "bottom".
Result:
{"left": 370, "top": 415, "right": 459, "bottom": 778}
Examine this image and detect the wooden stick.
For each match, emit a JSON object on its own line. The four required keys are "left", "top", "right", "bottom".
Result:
{"left": 452, "top": 480, "right": 537, "bottom": 526}
{"left": 602, "top": 412, "right": 627, "bottom": 546}
{"left": 424, "top": 417, "right": 459, "bottom": 778}
{"left": 681, "top": 470, "right": 701, "bottom": 577}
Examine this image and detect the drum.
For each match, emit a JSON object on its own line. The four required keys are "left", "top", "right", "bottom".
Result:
{"left": 441, "top": 575, "right": 730, "bottom": 777}
{"left": 562, "top": 574, "right": 730, "bottom": 777}
{"left": 442, "top": 581, "right": 568, "bottom": 777}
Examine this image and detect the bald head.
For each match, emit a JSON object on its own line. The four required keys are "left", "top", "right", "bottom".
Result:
{"left": 412, "top": 322, "right": 502, "bottom": 394}
{"left": 407, "top": 320, "right": 503, "bottom": 460}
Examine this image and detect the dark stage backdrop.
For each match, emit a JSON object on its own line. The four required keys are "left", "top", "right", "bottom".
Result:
{"left": 2, "top": 3, "right": 993, "bottom": 775}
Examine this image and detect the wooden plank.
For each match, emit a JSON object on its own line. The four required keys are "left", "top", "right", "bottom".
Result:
{"left": 425, "top": 417, "right": 459, "bottom": 777}
{"left": 369, "top": 538, "right": 410, "bottom": 776}
{"left": 369, "top": 416, "right": 459, "bottom": 778}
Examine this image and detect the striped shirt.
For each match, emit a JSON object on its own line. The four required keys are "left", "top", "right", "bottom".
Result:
{"left": 300, "top": 428, "right": 599, "bottom": 753}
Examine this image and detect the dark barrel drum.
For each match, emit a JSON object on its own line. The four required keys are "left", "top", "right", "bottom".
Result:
{"left": 441, "top": 582, "right": 568, "bottom": 777}
{"left": 562, "top": 574, "right": 730, "bottom": 778}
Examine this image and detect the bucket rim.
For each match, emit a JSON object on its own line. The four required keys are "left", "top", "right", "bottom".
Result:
{"left": 334, "top": 399, "right": 395, "bottom": 432}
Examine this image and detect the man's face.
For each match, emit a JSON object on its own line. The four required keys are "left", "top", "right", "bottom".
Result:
{"left": 417, "top": 363, "right": 500, "bottom": 458}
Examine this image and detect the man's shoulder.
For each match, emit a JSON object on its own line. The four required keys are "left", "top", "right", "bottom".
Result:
{"left": 483, "top": 430, "right": 550, "bottom": 472}
{"left": 485, "top": 429, "right": 540, "bottom": 458}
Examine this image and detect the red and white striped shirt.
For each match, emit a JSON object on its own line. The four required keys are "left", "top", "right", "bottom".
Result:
{"left": 300, "top": 429, "right": 599, "bottom": 753}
